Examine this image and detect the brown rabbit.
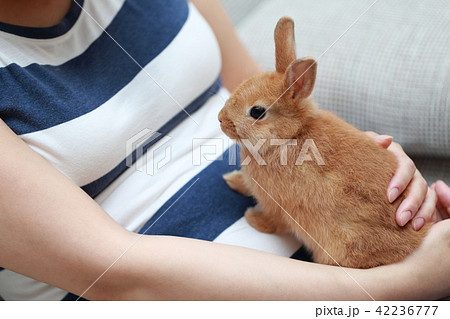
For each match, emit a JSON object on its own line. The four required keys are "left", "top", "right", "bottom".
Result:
{"left": 218, "top": 17, "right": 431, "bottom": 269}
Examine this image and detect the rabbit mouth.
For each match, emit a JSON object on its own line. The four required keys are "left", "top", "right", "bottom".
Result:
{"left": 220, "top": 121, "right": 240, "bottom": 140}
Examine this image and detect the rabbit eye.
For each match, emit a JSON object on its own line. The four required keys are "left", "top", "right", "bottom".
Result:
{"left": 249, "top": 106, "right": 266, "bottom": 120}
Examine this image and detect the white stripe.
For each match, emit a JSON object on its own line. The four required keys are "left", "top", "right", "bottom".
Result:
{"left": 20, "top": 4, "right": 221, "bottom": 187}
{"left": 213, "top": 217, "right": 302, "bottom": 256}
{"left": 0, "top": 0, "right": 125, "bottom": 67}
{"left": 0, "top": 269, "right": 67, "bottom": 301}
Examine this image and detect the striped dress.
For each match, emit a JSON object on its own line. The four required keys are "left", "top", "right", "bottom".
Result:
{"left": 0, "top": 0, "right": 308, "bottom": 300}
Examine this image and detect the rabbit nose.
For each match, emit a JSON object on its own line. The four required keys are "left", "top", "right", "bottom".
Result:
{"left": 218, "top": 110, "right": 225, "bottom": 123}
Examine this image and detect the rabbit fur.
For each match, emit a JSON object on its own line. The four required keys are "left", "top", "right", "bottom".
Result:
{"left": 218, "top": 17, "right": 430, "bottom": 269}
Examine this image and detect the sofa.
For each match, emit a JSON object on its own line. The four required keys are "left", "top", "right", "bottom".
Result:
{"left": 220, "top": 0, "right": 450, "bottom": 184}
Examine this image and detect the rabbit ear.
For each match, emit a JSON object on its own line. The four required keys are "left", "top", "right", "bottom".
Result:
{"left": 284, "top": 58, "right": 317, "bottom": 100}
{"left": 275, "top": 17, "right": 296, "bottom": 73}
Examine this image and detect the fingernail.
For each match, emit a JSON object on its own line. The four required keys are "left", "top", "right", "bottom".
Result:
{"left": 375, "top": 135, "right": 393, "bottom": 146}
{"left": 440, "top": 180, "right": 450, "bottom": 190}
{"left": 388, "top": 187, "right": 399, "bottom": 203}
{"left": 400, "top": 211, "right": 412, "bottom": 226}
{"left": 413, "top": 218, "right": 425, "bottom": 231}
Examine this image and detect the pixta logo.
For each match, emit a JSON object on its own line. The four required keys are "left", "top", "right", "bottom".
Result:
{"left": 126, "top": 128, "right": 172, "bottom": 176}
{"left": 192, "top": 138, "right": 325, "bottom": 166}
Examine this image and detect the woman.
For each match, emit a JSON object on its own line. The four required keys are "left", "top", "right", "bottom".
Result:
{"left": 0, "top": 0, "right": 449, "bottom": 300}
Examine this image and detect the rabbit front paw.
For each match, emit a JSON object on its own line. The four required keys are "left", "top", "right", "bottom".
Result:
{"left": 245, "top": 208, "right": 278, "bottom": 234}
{"left": 223, "top": 170, "right": 252, "bottom": 197}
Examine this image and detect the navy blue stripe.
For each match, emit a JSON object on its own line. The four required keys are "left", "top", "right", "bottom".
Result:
{"left": 61, "top": 293, "right": 87, "bottom": 301}
{"left": 138, "top": 147, "right": 255, "bottom": 240}
{"left": 81, "top": 77, "right": 222, "bottom": 198}
{"left": 0, "top": 0, "right": 83, "bottom": 39}
{"left": 290, "top": 246, "right": 313, "bottom": 262}
{"left": 0, "top": 0, "right": 189, "bottom": 135}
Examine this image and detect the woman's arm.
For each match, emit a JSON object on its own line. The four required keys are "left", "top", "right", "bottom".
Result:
{"left": 0, "top": 119, "right": 135, "bottom": 298}
{"left": 189, "top": 0, "right": 263, "bottom": 92}
{"left": 1, "top": 118, "right": 449, "bottom": 300}
{"left": 98, "top": 228, "right": 450, "bottom": 301}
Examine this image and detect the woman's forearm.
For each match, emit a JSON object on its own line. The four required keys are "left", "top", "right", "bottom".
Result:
{"left": 90, "top": 234, "right": 417, "bottom": 301}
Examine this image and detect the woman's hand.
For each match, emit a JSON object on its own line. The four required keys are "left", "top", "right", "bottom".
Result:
{"left": 366, "top": 132, "right": 437, "bottom": 231}
{"left": 398, "top": 218, "right": 450, "bottom": 300}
